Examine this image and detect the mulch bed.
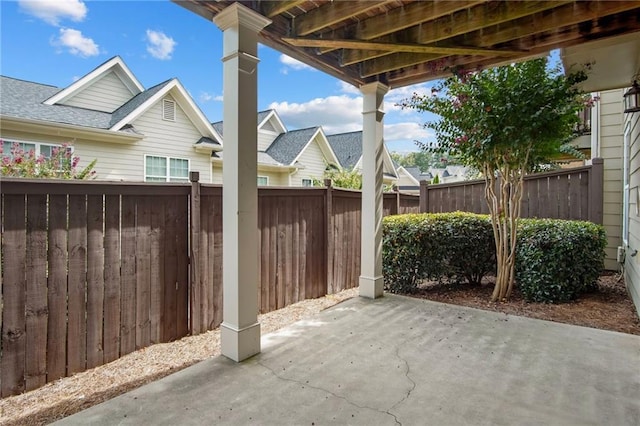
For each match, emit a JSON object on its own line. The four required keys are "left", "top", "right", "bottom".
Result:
{"left": 407, "top": 271, "right": 640, "bottom": 336}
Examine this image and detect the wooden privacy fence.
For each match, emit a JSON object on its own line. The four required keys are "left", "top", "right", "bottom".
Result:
{"left": 0, "top": 177, "right": 419, "bottom": 396}
{"left": 419, "top": 159, "right": 604, "bottom": 224}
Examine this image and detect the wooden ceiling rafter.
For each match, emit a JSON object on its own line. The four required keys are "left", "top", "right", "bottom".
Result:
{"left": 317, "top": 0, "right": 486, "bottom": 55}
{"left": 337, "top": 0, "right": 573, "bottom": 67}
{"left": 176, "top": 0, "right": 640, "bottom": 89}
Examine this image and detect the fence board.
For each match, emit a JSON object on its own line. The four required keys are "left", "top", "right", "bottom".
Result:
{"left": 86, "top": 195, "right": 105, "bottom": 369}
{"left": 190, "top": 183, "right": 202, "bottom": 335}
{"left": 149, "top": 199, "right": 165, "bottom": 344}
{"left": 212, "top": 197, "right": 223, "bottom": 329}
{"left": 103, "top": 195, "right": 121, "bottom": 363}
{"left": 175, "top": 200, "right": 189, "bottom": 339}
{"left": 1, "top": 194, "right": 26, "bottom": 397}
{"left": 163, "top": 198, "right": 178, "bottom": 342}
{"left": 136, "top": 197, "right": 151, "bottom": 349}
{"left": 47, "top": 194, "right": 67, "bottom": 382}
{"left": 25, "top": 194, "right": 48, "bottom": 391}
{"left": 120, "top": 196, "right": 136, "bottom": 355}
{"left": 67, "top": 194, "right": 87, "bottom": 375}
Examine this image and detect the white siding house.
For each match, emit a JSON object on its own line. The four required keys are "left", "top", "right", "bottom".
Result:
{"left": 1, "top": 56, "right": 222, "bottom": 182}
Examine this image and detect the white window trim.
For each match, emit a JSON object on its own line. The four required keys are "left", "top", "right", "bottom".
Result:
{"left": 144, "top": 154, "right": 190, "bottom": 182}
{"left": 1, "top": 138, "right": 67, "bottom": 158}
{"left": 162, "top": 98, "right": 176, "bottom": 122}
{"left": 257, "top": 175, "right": 269, "bottom": 186}
{"left": 302, "top": 178, "right": 313, "bottom": 187}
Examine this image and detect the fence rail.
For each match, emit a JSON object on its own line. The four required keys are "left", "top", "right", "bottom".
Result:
{"left": 0, "top": 160, "right": 603, "bottom": 396}
{"left": 0, "top": 178, "right": 418, "bottom": 397}
{"left": 419, "top": 159, "right": 604, "bottom": 224}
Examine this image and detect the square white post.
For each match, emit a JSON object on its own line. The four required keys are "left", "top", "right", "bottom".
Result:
{"left": 213, "top": 4, "right": 271, "bottom": 362}
{"left": 359, "top": 82, "right": 389, "bottom": 299}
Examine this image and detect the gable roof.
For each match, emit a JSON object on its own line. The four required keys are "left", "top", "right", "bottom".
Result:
{"left": 212, "top": 109, "right": 286, "bottom": 137}
{"left": 44, "top": 56, "right": 143, "bottom": 106}
{"left": 266, "top": 127, "right": 322, "bottom": 165}
{"left": 403, "top": 166, "right": 432, "bottom": 183}
{"left": 1, "top": 76, "right": 113, "bottom": 129}
{"left": 326, "top": 130, "right": 397, "bottom": 178}
{"left": 326, "top": 131, "right": 362, "bottom": 169}
{"left": 109, "top": 79, "right": 172, "bottom": 127}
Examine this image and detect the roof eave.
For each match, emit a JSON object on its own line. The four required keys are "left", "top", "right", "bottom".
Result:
{"left": 0, "top": 115, "right": 143, "bottom": 143}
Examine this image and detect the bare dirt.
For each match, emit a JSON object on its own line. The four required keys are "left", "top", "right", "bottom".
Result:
{"left": 409, "top": 271, "right": 640, "bottom": 336}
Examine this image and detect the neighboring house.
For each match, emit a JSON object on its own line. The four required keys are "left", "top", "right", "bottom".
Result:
{"left": 211, "top": 110, "right": 341, "bottom": 186}
{"left": 562, "top": 32, "right": 640, "bottom": 316}
{"left": 0, "top": 56, "right": 222, "bottom": 182}
{"left": 395, "top": 164, "right": 470, "bottom": 193}
{"left": 325, "top": 130, "right": 398, "bottom": 186}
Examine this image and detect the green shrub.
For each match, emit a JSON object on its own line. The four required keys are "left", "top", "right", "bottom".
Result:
{"left": 515, "top": 219, "right": 606, "bottom": 303}
{"left": 382, "top": 212, "right": 495, "bottom": 293}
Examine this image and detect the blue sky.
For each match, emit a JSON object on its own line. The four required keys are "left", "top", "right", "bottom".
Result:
{"left": 1, "top": 0, "right": 440, "bottom": 153}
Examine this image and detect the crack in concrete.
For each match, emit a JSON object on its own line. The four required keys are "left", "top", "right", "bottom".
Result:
{"left": 385, "top": 335, "right": 419, "bottom": 426}
{"left": 256, "top": 360, "right": 400, "bottom": 425}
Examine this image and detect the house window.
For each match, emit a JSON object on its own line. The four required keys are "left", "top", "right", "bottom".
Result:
{"left": 257, "top": 176, "right": 269, "bottom": 186}
{"left": 302, "top": 178, "right": 314, "bottom": 187}
{"left": 145, "top": 155, "right": 189, "bottom": 182}
{"left": 2, "top": 139, "right": 63, "bottom": 159}
{"left": 162, "top": 99, "right": 176, "bottom": 122}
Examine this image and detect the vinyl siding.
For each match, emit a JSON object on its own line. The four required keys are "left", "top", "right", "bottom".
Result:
{"left": 62, "top": 71, "right": 134, "bottom": 112}
{"left": 258, "top": 130, "right": 279, "bottom": 152}
{"left": 396, "top": 170, "right": 420, "bottom": 191}
{"left": 290, "top": 135, "right": 328, "bottom": 186}
{"left": 624, "top": 111, "right": 640, "bottom": 317}
{"left": 598, "top": 89, "right": 624, "bottom": 270}
{"left": 3, "top": 94, "right": 213, "bottom": 182}
{"left": 211, "top": 163, "right": 290, "bottom": 186}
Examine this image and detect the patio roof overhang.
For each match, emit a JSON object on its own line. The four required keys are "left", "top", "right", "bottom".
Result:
{"left": 174, "top": 0, "right": 640, "bottom": 89}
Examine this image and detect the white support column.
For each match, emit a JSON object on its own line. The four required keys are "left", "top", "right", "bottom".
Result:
{"left": 359, "top": 82, "right": 389, "bottom": 299}
{"left": 213, "top": 4, "right": 271, "bottom": 362}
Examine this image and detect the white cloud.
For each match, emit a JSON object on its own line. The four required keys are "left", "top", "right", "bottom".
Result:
{"left": 19, "top": 0, "right": 87, "bottom": 26}
{"left": 384, "top": 122, "right": 432, "bottom": 143}
{"left": 338, "top": 81, "right": 361, "bottom": 95}
{"left": 53, "top": 28, "right": 99, "bottom": 57}
{"left": 200, "top": 92, "right": 223, "bottom": 103}
{"left": 279, "top": 54, "right": 314, "bottom": 74}
{"left": 146, "top": 30, "right": 176, "bottom": 60}
{"left": 269, "top": 95, "right": 362, "bottom": 134}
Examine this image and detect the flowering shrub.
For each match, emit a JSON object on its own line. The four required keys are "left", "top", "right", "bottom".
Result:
{"left": 1, "top": 141, "right": 96, "bottom": 179}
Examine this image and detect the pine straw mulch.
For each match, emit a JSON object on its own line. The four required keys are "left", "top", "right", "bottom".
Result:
{"left": 408, "top": 271, "right": 640, "bottom": 336}
{"left": 0, "top": 288, "right": 358, "bottom": 426}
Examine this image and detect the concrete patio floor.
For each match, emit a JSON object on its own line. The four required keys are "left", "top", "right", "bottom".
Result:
{"left": 57, "top": 294, "right": 640, "bottom": 426}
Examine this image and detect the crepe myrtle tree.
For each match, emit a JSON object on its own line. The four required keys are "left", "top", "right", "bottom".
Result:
{"left": 400, "top": 57, "right": 590, "bottom": 301}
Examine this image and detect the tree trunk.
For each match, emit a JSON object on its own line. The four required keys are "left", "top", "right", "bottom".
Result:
{"left": 484, "top": 164, "right": 525, "bottom": 302}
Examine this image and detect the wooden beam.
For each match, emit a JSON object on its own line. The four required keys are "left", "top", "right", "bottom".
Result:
{"left": 342, "top": 50, "right": 390, "bottom": 67}
{"left": 465, "top": 1, "right": 640, "bottom": 48}
{"left": 319, "top": 0, "right": 486, "bottom": 54}
{"left": 294, "top": 1, "right": 395, "bottom": 36}
{"left": 359, "top": 1, "right": 640, "bottom": 78}
{"left": 261, "top": 0, "right": 307, "bottom": 18}
{"left": 284, "top": 37, "right": 524, "bottom": 56}
{"left": 361, "top": 52, "right": 446, "bottom": 77}
{"left": 336, "top": 0, "right": 570, "bottom": 62}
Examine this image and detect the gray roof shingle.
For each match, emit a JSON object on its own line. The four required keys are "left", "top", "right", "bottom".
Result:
{"left": 326, "top": 131, "right": 362, "bottom": 169}
{"left": 266, "top": 127, "right": 319, "bottom": 165}
{"left": 211, "top": 109, "right": 274, "bottom": 137}
{"left": 110, "top": 79, "right": 172, "bottom": 127}
{"left": 404, "top": 166, "right": 432, "bottom": 182}
{"left": 1, "top": 76, "right": 113, "bottom": 129}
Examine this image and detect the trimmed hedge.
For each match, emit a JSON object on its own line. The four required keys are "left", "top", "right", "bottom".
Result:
{"left": 515, "top": 219, "right": 606, "bottom": 303}
{"left": 382, "top": 212, "right": 495, "bottom": 293}
{"left": 382, "top": 213, "right": 606, "bottom": 303}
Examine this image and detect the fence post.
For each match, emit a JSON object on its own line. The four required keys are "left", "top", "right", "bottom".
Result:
{"left": 324, "top": 179, "right": 333, "bottom": 295}
{"left": 419, "top": 181, "right": 429, "bottom": 213}
{"left": 589, "top": 158, "right": 604, "bottom": 224}
{"left": 393, "top": 185, "right": 400, "bottom": 215}
{"left": 189, "top": 171, "right": 202, "bottom": 335}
